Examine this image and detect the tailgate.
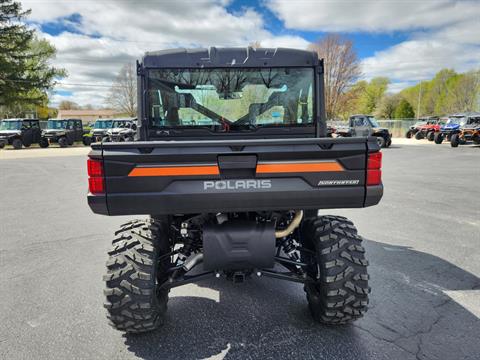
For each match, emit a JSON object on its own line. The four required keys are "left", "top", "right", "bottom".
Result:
{"left": 88, "top": 137, "right": 383, "bottom": 215}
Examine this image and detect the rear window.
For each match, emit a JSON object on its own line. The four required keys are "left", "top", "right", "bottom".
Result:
{"left": 146, "top": 67, "right": 314, "bottom": 132}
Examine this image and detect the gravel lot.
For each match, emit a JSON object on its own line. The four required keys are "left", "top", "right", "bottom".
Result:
{"left": 0, "top": 141, "right": 479, "bottom": 360}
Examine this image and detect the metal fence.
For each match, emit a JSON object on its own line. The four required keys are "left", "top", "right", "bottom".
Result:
{"left": 376, "top": 119, "right": 418, "bottom": 138}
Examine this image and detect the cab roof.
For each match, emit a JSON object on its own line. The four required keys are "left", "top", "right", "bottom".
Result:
{"left": 49, "top": 118, "right": 81, "bottom": 121}
{"left": 1, "top": 118, "right": 38, "bottom": 121}
{"left": 142, "top": 47, "right": 319, "bottom": 68}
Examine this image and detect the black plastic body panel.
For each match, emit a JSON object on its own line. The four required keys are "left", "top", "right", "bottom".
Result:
{"left": 87, "top": 137, "right": 383, "bottom": 216}
{"left": 142, "top": 47, "right": 319, "bottom": 69}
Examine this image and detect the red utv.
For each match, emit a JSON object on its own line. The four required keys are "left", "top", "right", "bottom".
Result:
{"left": 406, "top": 117, "right": 441, "bottom": 141}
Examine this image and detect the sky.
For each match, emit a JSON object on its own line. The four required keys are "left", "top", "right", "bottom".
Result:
{"left": 19, "top": 0, "right": 480, "bottom": 107}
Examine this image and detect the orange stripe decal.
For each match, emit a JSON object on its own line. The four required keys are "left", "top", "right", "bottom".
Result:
{"left": 256, "top": 161, "right": 343, "bottom": 173}
{"left": 129, "top": 161, "right": 343, "bottom": 177}
{"left": 129, "top": 165, "right": 219, "bottom": 177}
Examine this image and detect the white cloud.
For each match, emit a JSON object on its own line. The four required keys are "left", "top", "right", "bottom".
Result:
{"left": 19, "top": 0, "right": 480, "bottom": 106}
{"left": 266, "top": 0, "right": 480, "bottom": 33}
{"left": 20, "top": 0, "right": 308, "bottom": 106}
{"left": 387, "top": 81, "right": 416, "bottom": 94}
{"left": 260, "top": 35, "right": 310, "bottom": 49}
{"left": 361, "top": 26, "right": 480, "bottom": 85}
{"left": 265, "top": 0, "right": 480, "bottom": 90}
{"left": 39, "top": 32, "right": 141, "bottom": 107}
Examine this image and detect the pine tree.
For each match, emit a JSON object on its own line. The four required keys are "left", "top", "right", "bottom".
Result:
{"left": 0, "top": 0, "right": 66, "bottom": 106}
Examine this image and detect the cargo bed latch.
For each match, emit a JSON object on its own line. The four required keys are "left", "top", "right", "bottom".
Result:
{"left": 217, "top": 155, "right": 257, "bottom": 178}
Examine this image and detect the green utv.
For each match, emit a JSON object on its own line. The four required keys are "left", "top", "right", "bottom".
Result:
{"left": 87, "top": 47, "right": 383, "bottom": 333}
{"left": 0, "top": 118, "right": 42, "bottom": 149}
{"left": 40, "top": 118, "right": 91, "bottom": 148}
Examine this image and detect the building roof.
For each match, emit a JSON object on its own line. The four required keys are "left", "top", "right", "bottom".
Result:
{"left": 142, "top": 47, "right": 319, "bottom": 68}
{"left": 57, "top": 109, "right": 122, "bottom": 116}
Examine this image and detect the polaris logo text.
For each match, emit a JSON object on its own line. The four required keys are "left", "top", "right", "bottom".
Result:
{"left": 204, "top": 180, "right": 272, "bottom": 190}
{"left": 317, "top": 180, "right": 360, "bottom": 186}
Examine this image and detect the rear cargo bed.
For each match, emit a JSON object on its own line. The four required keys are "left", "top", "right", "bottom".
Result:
{"left": 88, "top": 137, "right": 382, "bottom": 215}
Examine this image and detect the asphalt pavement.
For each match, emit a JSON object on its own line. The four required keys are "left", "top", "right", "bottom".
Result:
{"left": 0, "top": 142, "right": 479, "bottom": 360}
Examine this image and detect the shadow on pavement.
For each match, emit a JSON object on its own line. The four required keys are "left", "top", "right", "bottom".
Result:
{"left": 123, "top": 239, "right": 480, "bottom": 360}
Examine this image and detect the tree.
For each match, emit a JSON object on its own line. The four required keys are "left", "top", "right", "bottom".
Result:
{"left": 394, "top": 99, "right": 415, "bottom": 119}
{"left": 106, "top": 63, "right": 137, "bottom": 117}
{"left": 58, "top": 100, "right": 80, "bottom": 110}
{"left": 446, "top": 70, "right": 480, "bottom": 113}
{"left": 399, "top": 68, "right": 480, "bottom": 116}
{"left": 358, "top": 77, "right": 389, "bottom": 114}
{"left": 308, "top": 34, "right": 361, "bottom": 119}
{"left": 336, "top": 80, "right": 366, "bottom": 119}
{"left": 36, "top": 104, "right": 57, "bottom": 119}
{"left": 375, "top": 93, "right": 400, "bottom": 119}
{"left": 0, "top": 0, "right": 66, "bottom": 107}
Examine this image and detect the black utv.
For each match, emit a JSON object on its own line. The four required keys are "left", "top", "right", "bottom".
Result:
{"left": 336, "top": 114, "right": 392, "bottom": 148}
{"left": 40, "top": 118, "right": 91, "bottom": 148}
{"left": 87, "top": 47, "right": 383, "bottom": 333}
{"left": 0, "top": 118, "right": 42, "bottom": 149}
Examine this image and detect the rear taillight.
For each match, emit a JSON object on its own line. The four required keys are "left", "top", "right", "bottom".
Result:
{"left": 367, "top": 152, "right": 382, "bottom": 186}
{"left": 87, "top": 158, "right": 104, "bottom": 193}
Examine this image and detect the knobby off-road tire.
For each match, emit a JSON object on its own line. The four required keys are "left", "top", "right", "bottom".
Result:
{"left": 104, "top": 219, "right": 171, "bottom": 333}
{"left": 415, "top": 131, "right": 424, "bottom": 140}
{"left": 39, "top": 138, "right": 49, "bottom": 148}
{"left": 12, "top": 138, "right": 22, "bottom": 149}
{"left": 82, "top": 136, "right": 92, "bottom": 146}
{"left": 405, "top": 130, "right": 412, "bottom": 138}
{"left": 58, "top": 137, "right": 68, "bottom": 148}
{"left": 450, "top": 133, "right": 460, "bottom": 147}
{"left": 427, "top": 131, "right": 435, "bottom": 141}
{"left": 301, "top": 215, "right": 370, "bottom": 324}
{"left": 434, "top": 133, "right": 443, "bottom": 144}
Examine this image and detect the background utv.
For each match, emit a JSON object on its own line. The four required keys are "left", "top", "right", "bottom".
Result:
{"left": 336, "top": 114, "right": 392, "bottom": 148}
{"left": 103, "top": 118, "right": 137, "bottom": 142}
{"left": 0, "top": 118, "right": 42, "bottom": 149}
{"left": 40, "top": 118, "right": 91, "bottom": 147}
{"left": 88, "top": 47, "right": 383, "bottom": 333}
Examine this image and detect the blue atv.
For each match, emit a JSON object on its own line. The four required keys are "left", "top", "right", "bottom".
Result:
{"left": 433, "top": 115, "right": 467, "bottom": 144}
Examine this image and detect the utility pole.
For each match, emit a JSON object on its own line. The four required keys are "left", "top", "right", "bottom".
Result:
{"left": 416, "top": 81, "right": 422, "bottom": 119}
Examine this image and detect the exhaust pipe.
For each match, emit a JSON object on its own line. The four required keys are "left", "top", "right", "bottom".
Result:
{"left": 182, "top": 253, "right": 204, "bottom": 271}
{"left": 275, "top": 210, "right": 303, "bottom": 238}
